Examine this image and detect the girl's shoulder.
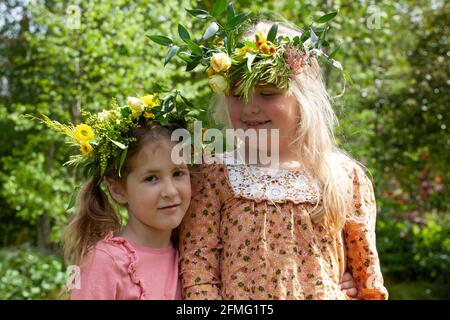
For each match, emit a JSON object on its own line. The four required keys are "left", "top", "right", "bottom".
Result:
{"left": 329, "top": 151, "right": 369, "bottom": 181}
{"left": 85, "top": 233, "right": 139, "bottom": 275}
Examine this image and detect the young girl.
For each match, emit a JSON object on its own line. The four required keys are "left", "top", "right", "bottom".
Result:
{"left": 41, "top": 92, "right": 195, "bottom": 299}
{"left": 176, "top": 19, "right": 388, "bottom": 300}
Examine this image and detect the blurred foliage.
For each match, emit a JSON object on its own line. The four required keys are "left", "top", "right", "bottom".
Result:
{"left": 0, "top": 245, "right": 67, "bottom": 299}
{"left": 0, "top": 0, "right": 448, "bottom": 299}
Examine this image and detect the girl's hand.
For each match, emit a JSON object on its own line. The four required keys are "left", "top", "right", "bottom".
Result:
{"left": 339, "top": 272, "right": 358, "bottom": 298}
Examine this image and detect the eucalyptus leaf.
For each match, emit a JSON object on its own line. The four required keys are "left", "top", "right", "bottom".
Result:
{"left": 109, "top": 138, "right": 126, "bottom": 149}
{"left": 185, "top": 8, "right": 209, "bottom": 19}
{"left": 328, "top": 45, "right": 341, "bottom": 59}
{"left": 226, "top": 3, "right": 235, "bottom": 22}
{"left": 178, "top": 51, "right": 193, "bottom": 63}
{"left": 164, "top": 45, "right": 180, "bottom": 66}
{"left": 310, "top": 28, "right": 319, "bottom": 45}
{"left": 147, "top": 35, "right": 173, "bottom": 46}
{"left": 186, "top": 39, "right": 203, "bottom": 56}
{"left": 342, "top": 70, "right": 353, "bottom": 84}
{"left": 118, "top": 149, "right": 128, "bottom": 178}
{"left": 178, "top": 24, "right": 191, "bottom": 42}
{"left": 212, "top": 0, "right": 227, "bottom": 17}
{"left": 227, "top": 13, "right": 248, "bottom": 29}
{"left": 314, "top": 11, "right": 338, "bottom": 24}
{"left": 267, "top": 23, "right": 278, "bottom": 43}
{"left": 202, "top": 22, "right": 219, "bottom": 40}
{"left": 186, "top": 56, "right": 202, "bottom": 71}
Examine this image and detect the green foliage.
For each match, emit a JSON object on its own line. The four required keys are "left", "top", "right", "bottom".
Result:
{"left": 377, "top": 211, "right": 450, "bottom": 282}
{"left": 0, "top": 0, "right": 448, "bottom": 299}
{"left": 0, "top": 245, "right": 66, "bottom": 299}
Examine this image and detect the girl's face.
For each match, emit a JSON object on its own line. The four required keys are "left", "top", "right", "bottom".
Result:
{"left": 227, "top": 84, "right": 300, "bottom": 155}
{"left": 115, "top": 141, "right": 191, "bottom": 234}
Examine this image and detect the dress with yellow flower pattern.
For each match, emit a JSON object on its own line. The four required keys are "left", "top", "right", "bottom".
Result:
{"left": 179, "top": 154, "right": 388, "bottom": 300}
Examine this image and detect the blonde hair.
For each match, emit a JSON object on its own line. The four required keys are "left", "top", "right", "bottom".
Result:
{"left": 211, "top": 20, "right": 357, "bottom": 234}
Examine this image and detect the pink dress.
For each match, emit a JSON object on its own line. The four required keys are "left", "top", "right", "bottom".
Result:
{"left": 71, "top": 233, "right": 181, "bottom": 300}
{"left": 179, "top": 153, "right": 388, "bottom": 300}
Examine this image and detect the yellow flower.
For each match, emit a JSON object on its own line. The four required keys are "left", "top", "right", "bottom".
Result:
{"left": 75, "top": 124, "right": 94, "bottom": 141}
{"left": 210, "top": 52, "right": 231, "bottom": 73}
{"left": 144, "top": 111, "right": 155, "bottom": 119}
{"left": 80, "top": 141, "right": 93, "bottom": 156}
{"left": 206, "top": 67, "right": 215, "bottom": 77}
{"left": 140, "top": 94, "right": 157, "bottom": 107}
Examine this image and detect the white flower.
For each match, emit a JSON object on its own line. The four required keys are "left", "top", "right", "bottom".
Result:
{"left": 208, "top": 74, "right": 229, "bottom": 93}
{"left": 210, "top": 52, "right": 231, "bottom": 73}
{"left": 127, "top": 96, "right": 144, "bottom": 108}
{"left": 127, "top": 96, "right": 144, "bottom": 114}
{"left": 98, "top": 110, "right": 112, "bottom": 121}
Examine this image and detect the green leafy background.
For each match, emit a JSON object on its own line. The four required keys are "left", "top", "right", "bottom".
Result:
{"left": 0, "top": 0, "right": 448, "bottom": 299}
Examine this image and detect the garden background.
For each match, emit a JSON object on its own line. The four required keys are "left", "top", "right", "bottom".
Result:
{"left": 0, "top": 0, "right": 448, "bottom": 299}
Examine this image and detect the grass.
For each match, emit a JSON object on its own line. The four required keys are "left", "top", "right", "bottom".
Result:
{"left": 385, "top": 278, "right": 450, "bottom": 300}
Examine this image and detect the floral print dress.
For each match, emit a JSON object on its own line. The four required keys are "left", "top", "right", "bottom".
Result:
{"left": 179, "top": 153, "right": 388, "bottom": 300}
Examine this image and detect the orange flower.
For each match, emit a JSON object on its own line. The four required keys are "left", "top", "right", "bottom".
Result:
{"left": 255, "top": 31, "right": 267, "bottom": 48}
{"left": 268, "top": 44, "right": 276, "bottom": 55}
{"left": 260, "top": 42, "right": 270, "bottom": 54}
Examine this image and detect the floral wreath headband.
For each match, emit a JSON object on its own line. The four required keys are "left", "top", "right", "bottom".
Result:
{"left": 148, "top": 1, "right": 352, "bottom": 102}
{"left": 31, "top": 89, "right": 212, "bottom": 184}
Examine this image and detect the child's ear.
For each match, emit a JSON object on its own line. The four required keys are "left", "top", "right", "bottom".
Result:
{"left": 106, "top": 178, "right": 128, "bottom": 205}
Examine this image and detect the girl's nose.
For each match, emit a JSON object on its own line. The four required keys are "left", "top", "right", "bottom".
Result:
{"left": 161, "top": 178, "right": 179, "bottom": 199}
{"left": 242, "top": 101, "right": 260, "bottom": 115}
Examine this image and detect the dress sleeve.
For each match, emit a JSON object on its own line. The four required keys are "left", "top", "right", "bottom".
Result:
{"left": 70, "top": 248, "right": 121, "bottom": 300}
{"left": 178, "top": 164, "right": 224, "bottom": 299}
{"left": 343, "top": 164, "right": 389, "bottom": 300}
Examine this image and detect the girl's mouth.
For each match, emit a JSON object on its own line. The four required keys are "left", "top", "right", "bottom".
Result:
{"left": 243, "top": 120, "right": 271, "bottom": 128}
{"left": 158, "top": 203, "right": 181, "bottom": 210}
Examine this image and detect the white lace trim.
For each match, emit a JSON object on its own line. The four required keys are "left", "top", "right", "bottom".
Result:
{"left": 226, "top": 164, "right": 322, "bottom": 204}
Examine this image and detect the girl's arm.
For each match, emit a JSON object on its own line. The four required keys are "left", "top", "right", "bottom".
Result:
{"left": 178, "top": 164, "right": 223, "bottom": 300}
{"left": 344, "top": 164, "right": 389, "bottom": 300}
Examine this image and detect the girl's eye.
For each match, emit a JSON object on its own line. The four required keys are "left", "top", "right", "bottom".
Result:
{"left": 260, "top": 92, "right": 279, "bottom": 97}
{"left": 145, "top": 175, "right": 158, "bottom": 182}
{"left": 173, "top": 170, "right": 187, "bottom": 178}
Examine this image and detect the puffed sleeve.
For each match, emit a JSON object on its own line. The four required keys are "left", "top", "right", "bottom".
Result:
{"left": 178, "top": 164, "right": 224, "bottom": 299}
{"left": 343, "top": 163, "right": 389, "bottom": 300}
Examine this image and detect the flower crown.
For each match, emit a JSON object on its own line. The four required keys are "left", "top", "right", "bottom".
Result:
{"left": 148, "top": 1, "right": 351, "bottom": 101}
{"left": 34, "top": 89, "right": 207, "bottom": 181}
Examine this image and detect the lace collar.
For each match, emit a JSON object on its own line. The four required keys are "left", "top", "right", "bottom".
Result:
{"left": 224, "top": 161, "right": 323, "bottom": 204}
